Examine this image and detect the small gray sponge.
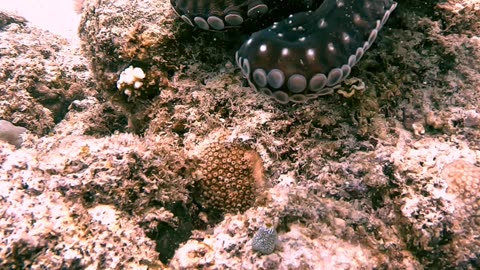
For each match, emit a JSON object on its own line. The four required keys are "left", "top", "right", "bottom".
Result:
{"left": 252, "top": 226, "right": 277, "bottom": 255}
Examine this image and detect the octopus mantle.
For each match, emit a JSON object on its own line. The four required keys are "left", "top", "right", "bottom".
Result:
{"left": 170, "top": 0, "right": 397, "bottom": 103}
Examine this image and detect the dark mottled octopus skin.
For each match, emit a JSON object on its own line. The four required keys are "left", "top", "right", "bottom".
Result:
{"left": 170, "top": 0, "right": 398, "bottom": 103}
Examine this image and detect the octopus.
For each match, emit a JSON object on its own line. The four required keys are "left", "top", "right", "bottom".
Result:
{"left": 170, "top": 0, "right": 398, "bottom": 103}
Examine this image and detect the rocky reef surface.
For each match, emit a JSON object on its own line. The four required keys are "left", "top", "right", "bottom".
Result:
{"left": 0, "top": 0, "right": 479, "bottom": 269}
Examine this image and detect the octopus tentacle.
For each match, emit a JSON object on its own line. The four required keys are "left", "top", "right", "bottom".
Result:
{"left": 170, "top": 0, "right": 270, "bottom": 30}
{"left": 170, "top": 0, "right": 397, "bottom": 103}
{"left": 236, "top": 0, "right": 397, "bottom": 103}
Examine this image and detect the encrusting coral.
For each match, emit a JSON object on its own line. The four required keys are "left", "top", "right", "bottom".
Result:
{"left": 440, "top": 159, "right": 480, "bottom": 265}
{"left": 195, "top": 142, "right": 265, "bottom": 213}
{"left": 442, "top": 160, "right": 480, "bottom": 222}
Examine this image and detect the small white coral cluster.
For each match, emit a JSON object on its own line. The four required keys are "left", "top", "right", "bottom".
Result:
{"left": 116, "top": 65, "right": 146, "bottom": 97}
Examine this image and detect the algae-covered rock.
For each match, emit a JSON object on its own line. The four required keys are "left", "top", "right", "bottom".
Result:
{"left": 0, "top": 11, "right": 94, "bottom": 135}
{"left": 171, "top": 186, "right": 420, "bottom": 269}
{"left": 0, "top": 129, "right": 180, "bottom": 268}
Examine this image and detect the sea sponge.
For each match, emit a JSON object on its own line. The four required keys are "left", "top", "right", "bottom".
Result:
{"left": 252, "top": 226, "right": 278, "bottom": 255}
{"left": 196, "top": 142, "right": 265, "bottom": 213}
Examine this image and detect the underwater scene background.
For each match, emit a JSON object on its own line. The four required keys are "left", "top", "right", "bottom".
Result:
{"left": 0, "top": 0, "right": 479, "bottom": 269}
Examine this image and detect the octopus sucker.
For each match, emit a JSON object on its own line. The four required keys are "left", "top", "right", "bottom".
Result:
{"left": 170, "top": 0, "right": 397, "bottom": 103}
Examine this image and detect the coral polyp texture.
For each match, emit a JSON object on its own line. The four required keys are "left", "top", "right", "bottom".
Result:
{"left": 439, "top": 159, "right": 480, "bottom": 266}
{"left": 442, "top": 160, "right": 480, "bottom": 229}
{"left": 196, "top": 142, "right": 265, "bottom": 213}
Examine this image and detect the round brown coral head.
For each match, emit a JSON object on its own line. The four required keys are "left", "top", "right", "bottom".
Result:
{"left": 196, "top": 142, "right": 265, "bottom": 213}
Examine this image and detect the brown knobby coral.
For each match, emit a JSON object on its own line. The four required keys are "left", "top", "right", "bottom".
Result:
{"left": 441, "top": 159, "right": 480, "bottom": 266}
{"left": 442, "top": 160, "right": 480, "bottom": 227}
{"left": 195, "top": 142, "right": 265, "bottom": 213}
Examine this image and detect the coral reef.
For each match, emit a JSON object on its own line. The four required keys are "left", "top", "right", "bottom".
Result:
{"left": 441, "top": 159, "right": 480, "bottom": 267}
{"left": 0, "top": 10, "right": 26, "bottom": 29}
{"left": 0, "top": 133, "right": 168, "bottom": 268}
{"left": 78, "top": 0, "right": 184, "bottom": 132}
{"left": 390, "top": 133, "right": 480, "bottom": 268}
{"left": 76, "top": 0, "right": 480, "bottom": 267}
{"left": 0, "top": 0, "right": 479, "bottom": 268}
{"left": 0, "top": 104, "right": 186, "bottom": 268}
